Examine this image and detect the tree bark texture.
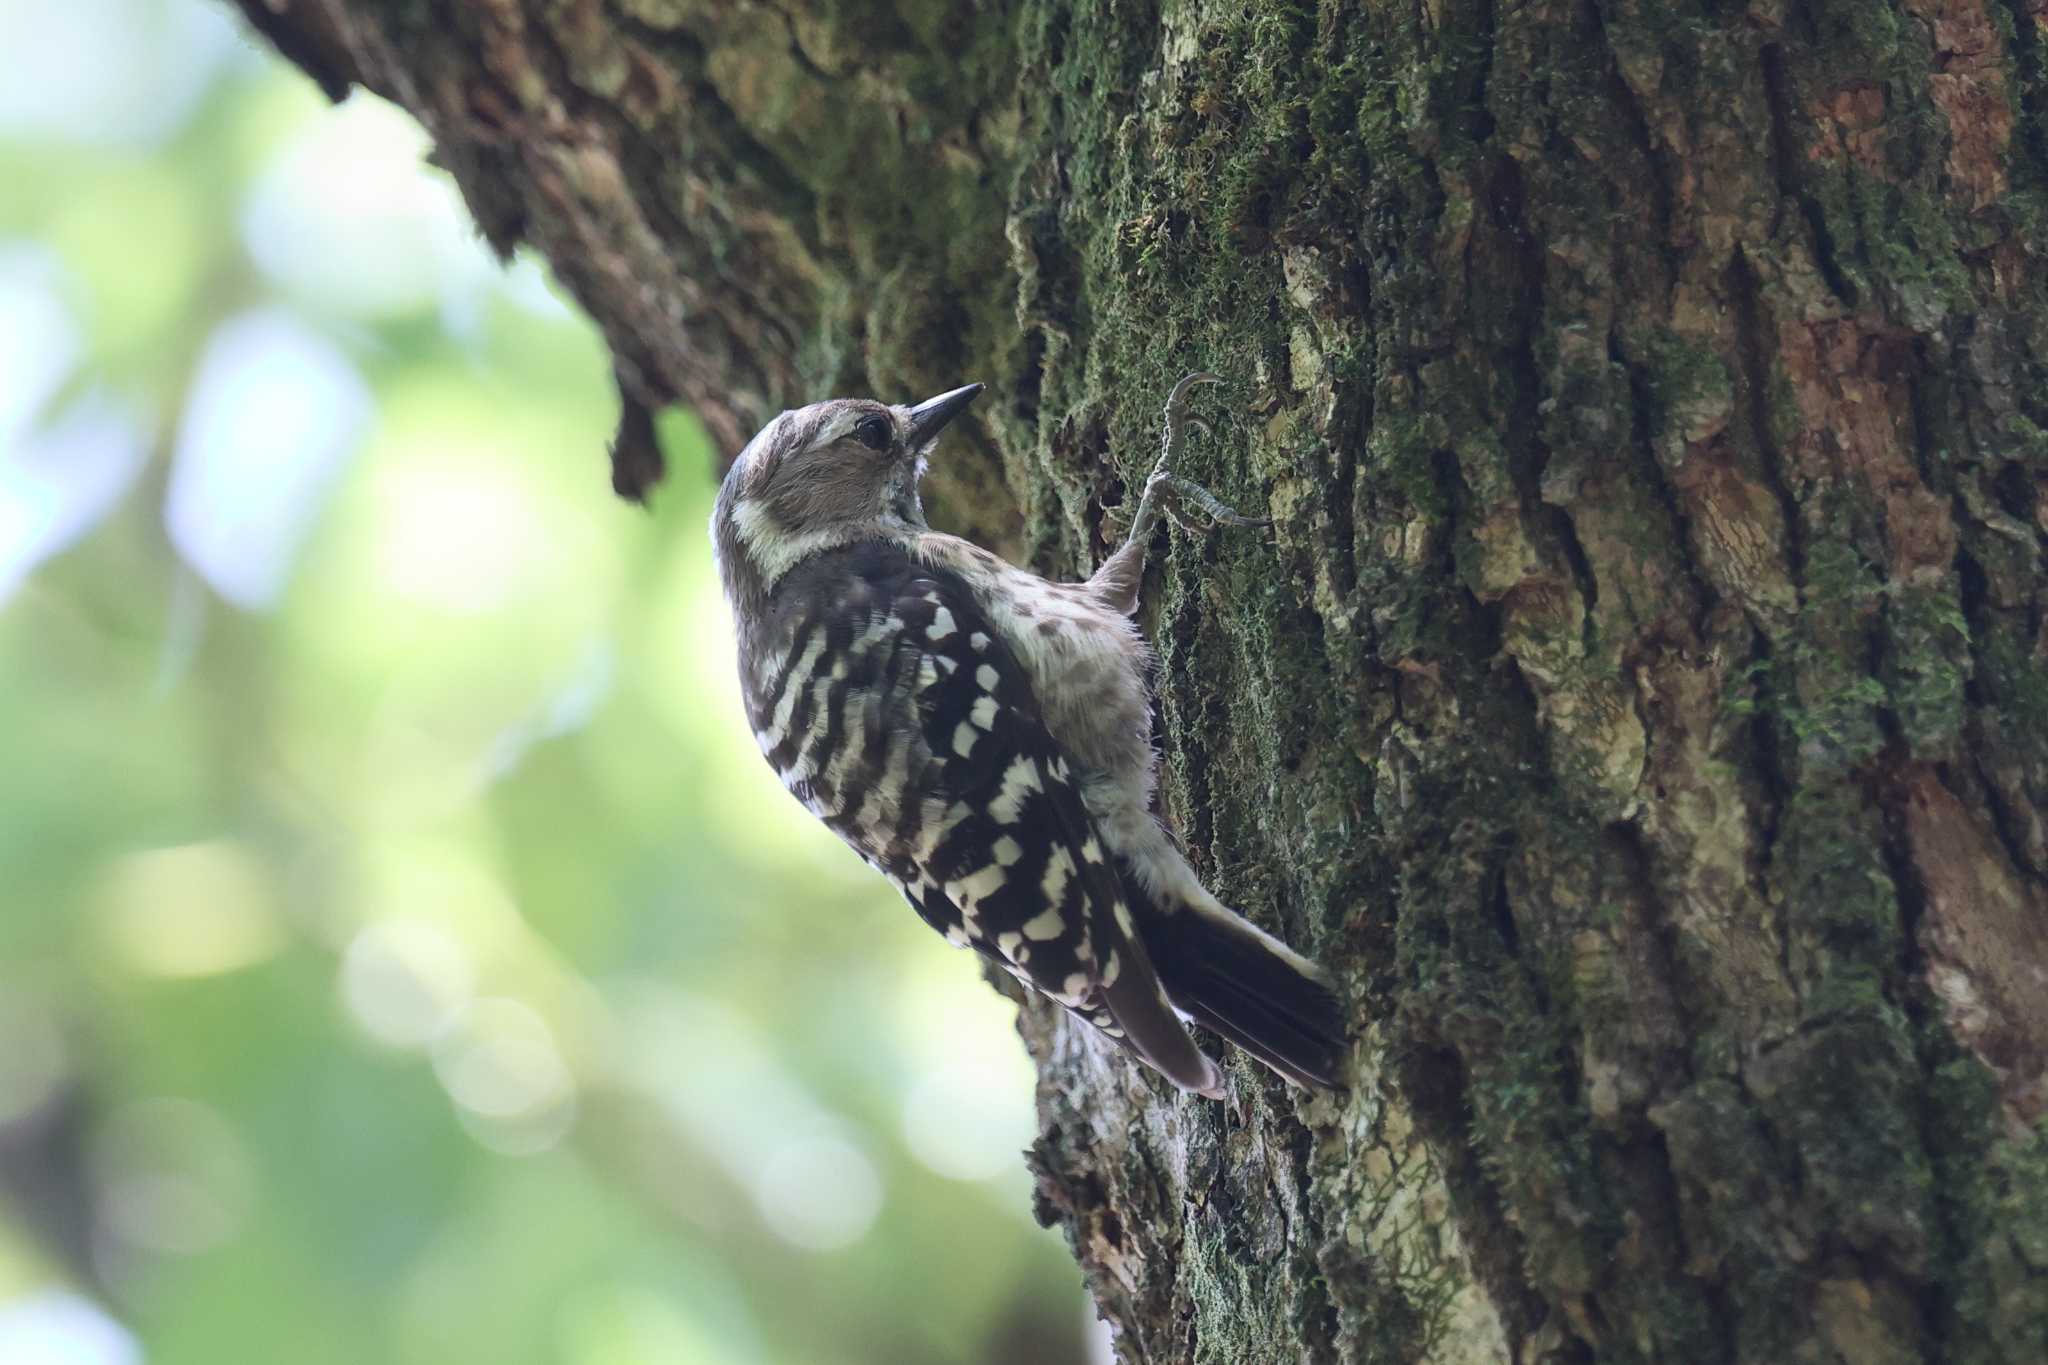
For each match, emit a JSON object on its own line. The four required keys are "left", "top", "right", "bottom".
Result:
{"left": 232, "top": 1, "right": 2048, "bottom": 1360}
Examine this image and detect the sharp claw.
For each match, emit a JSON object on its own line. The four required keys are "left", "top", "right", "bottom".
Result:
{"left": 1165, "top": 371, "right": 1223, "bottom": 408}
{"left": 1160, "top": 474, "right": 1267, "bottom": 532}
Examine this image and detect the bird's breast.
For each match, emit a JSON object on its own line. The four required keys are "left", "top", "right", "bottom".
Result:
{"left": 918, "top": 542, "right": 1158, "bottom": 812}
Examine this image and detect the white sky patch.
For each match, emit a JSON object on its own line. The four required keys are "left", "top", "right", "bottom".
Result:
{"left": 0, "top": 248, "right": 79, "bottom": 444}
{"left": 499, "top": 249, "right": 577, "bottom": 322}
{"left": 0, "top": 247, "right": 151, "bottom": 602}
{"left": 0, "top": 1291, "right": 141, "bottom": 1365}
{"left": 0, "top": 0, "right": 244, "bottom": 149}
{"left": 241, "top": 92, "right": 501, "bottom": 325}
{"left": 167, "top": 308, "right": 370, "bottom": 608}
{"left": 0, "top": 390, "right": 148, "bottom": 604}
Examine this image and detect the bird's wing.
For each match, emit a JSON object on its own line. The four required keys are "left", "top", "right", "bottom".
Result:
{"left": 876, "top": 568, "right": 1224, "bottom": 1098}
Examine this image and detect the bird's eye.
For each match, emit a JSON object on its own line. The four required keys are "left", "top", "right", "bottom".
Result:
{"left": 852, "top": 414, "right": 892, "bottom": 451}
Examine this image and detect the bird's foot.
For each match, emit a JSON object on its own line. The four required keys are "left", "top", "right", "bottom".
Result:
{"left": 1155, "top": 470, "right": 1270, "bottom": 532}
{"left": 1122, "top": 373, "right": 1269, "bottom": 541}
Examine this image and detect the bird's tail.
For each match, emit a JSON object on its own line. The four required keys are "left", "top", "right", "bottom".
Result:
{"left": 1140, "top": 891, "right": 1347, "bottom": 1092}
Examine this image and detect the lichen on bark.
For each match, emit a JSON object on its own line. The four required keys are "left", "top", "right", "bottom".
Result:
{"left": 231, "top": 0, "right": 2048, "bottom": 1360}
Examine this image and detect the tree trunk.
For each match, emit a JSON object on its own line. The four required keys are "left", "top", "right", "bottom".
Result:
{"left": 231, "top": 1, "right": 2048, "bottom": 1359}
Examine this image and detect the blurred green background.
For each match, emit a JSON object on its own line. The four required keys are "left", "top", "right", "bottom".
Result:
{"left": 0, "top": 2, "right": 1095, "bottom": 1361}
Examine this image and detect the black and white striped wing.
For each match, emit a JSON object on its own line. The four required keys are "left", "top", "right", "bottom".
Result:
{"left": 878, "top": 571, "right": 1222, "bottom": 1097}
{"left": 748, "top": 545, "right": 1220, "bottom": 1096}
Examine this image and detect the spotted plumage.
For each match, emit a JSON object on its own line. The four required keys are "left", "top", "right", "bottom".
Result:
{"left": 713, "top": 379, "right": 1345, "bottom": 1098}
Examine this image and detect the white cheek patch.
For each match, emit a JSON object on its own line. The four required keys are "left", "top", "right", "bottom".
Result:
{"left": 731, "top": 496, "right": 851, "bottom": 589}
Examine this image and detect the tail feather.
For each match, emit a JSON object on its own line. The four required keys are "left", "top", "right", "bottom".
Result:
{"left": 1181, "top": 972, "right": 1343, "bottom": 1091}
{"left": 1142, "top": 898, "right": 1347, "bottom": 1092}
{"left": 1095, "top": 930, "right": 1229, "bottom": 1099}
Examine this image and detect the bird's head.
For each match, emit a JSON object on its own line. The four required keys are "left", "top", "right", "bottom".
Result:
{"left": 711, "top": 382, "right": 982, "bottom": 602}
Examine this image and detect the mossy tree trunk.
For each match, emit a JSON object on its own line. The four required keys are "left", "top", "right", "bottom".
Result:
{"left": 232, "top": 1, "right": 2048, "bottom": 1359}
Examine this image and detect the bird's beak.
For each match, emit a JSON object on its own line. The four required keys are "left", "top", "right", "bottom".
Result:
{"left": 905, "top": 382, "right": 983, "bottom": 449}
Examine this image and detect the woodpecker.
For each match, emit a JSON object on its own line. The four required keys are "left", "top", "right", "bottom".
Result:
{"left": 710, "top": 375, "right": 1345, "bottom": 1097}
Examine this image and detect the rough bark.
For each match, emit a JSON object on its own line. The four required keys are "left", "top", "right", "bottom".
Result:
{"left": 230, "top": 1, "right": 2048, "bottom": 1360}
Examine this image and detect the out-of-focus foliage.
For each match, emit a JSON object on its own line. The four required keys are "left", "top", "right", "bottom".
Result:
{"left": 0, "top": 3, "right": 1092, "bottom": 1362}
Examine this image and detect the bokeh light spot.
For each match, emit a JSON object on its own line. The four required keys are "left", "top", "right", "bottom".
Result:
{"left": 431, "top": 996, "right": 578, "bottom": 1155}
{"left": 96, "top": 840, "right": 286, "bottom": 979}
{"left": 754, "top": 1135, "right": 882, "bottom": 1252}
{"left": 339, "top": 917, "right": 476, "bottom": 1049}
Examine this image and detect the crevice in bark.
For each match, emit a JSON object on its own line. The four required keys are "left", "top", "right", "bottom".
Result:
{"left": 1996, "top": 0, "right": 2048, "bottom": 177}
{"left": 1760, "top": 41, "right": 1859, "bottom": 306}
{"left": 1615, "top": 332, "right": 1718, "bottom": 634}
{"left": 1953, "top": 540, "right": 2046, "bottom": 890}
{"left": 1877, "top": 790, "right": 1979, "bottom": 1360}
{"left": 1877, "top": 762, "right": 1934, "bottom": 988}
{"left": 1311, "top": 257, "right": 1375, "bottom": 616}
{"left": 1485, "top": 863, "right": 1519, "bottom": 957}
{"left": 1988, "top": 457, "right": 2037, "bottom": 526}
{"left": 1744, "top": 626, "right": 1797, "bottom": 994}
{"left": 1489, "top": 137, "right": 1600, "bottom": 666}
{"left": 1587, "top": 0, "right": 1675, "bottom": 241}
{"left": 1391, "top": 1042, "right": 1549, "bottom": 1357}
{"left": 1726, "top": 249, "right": 1806, "bottom": 581}
{"left": 1606, "top": 820, "right": 1703, "bottom": 1067}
